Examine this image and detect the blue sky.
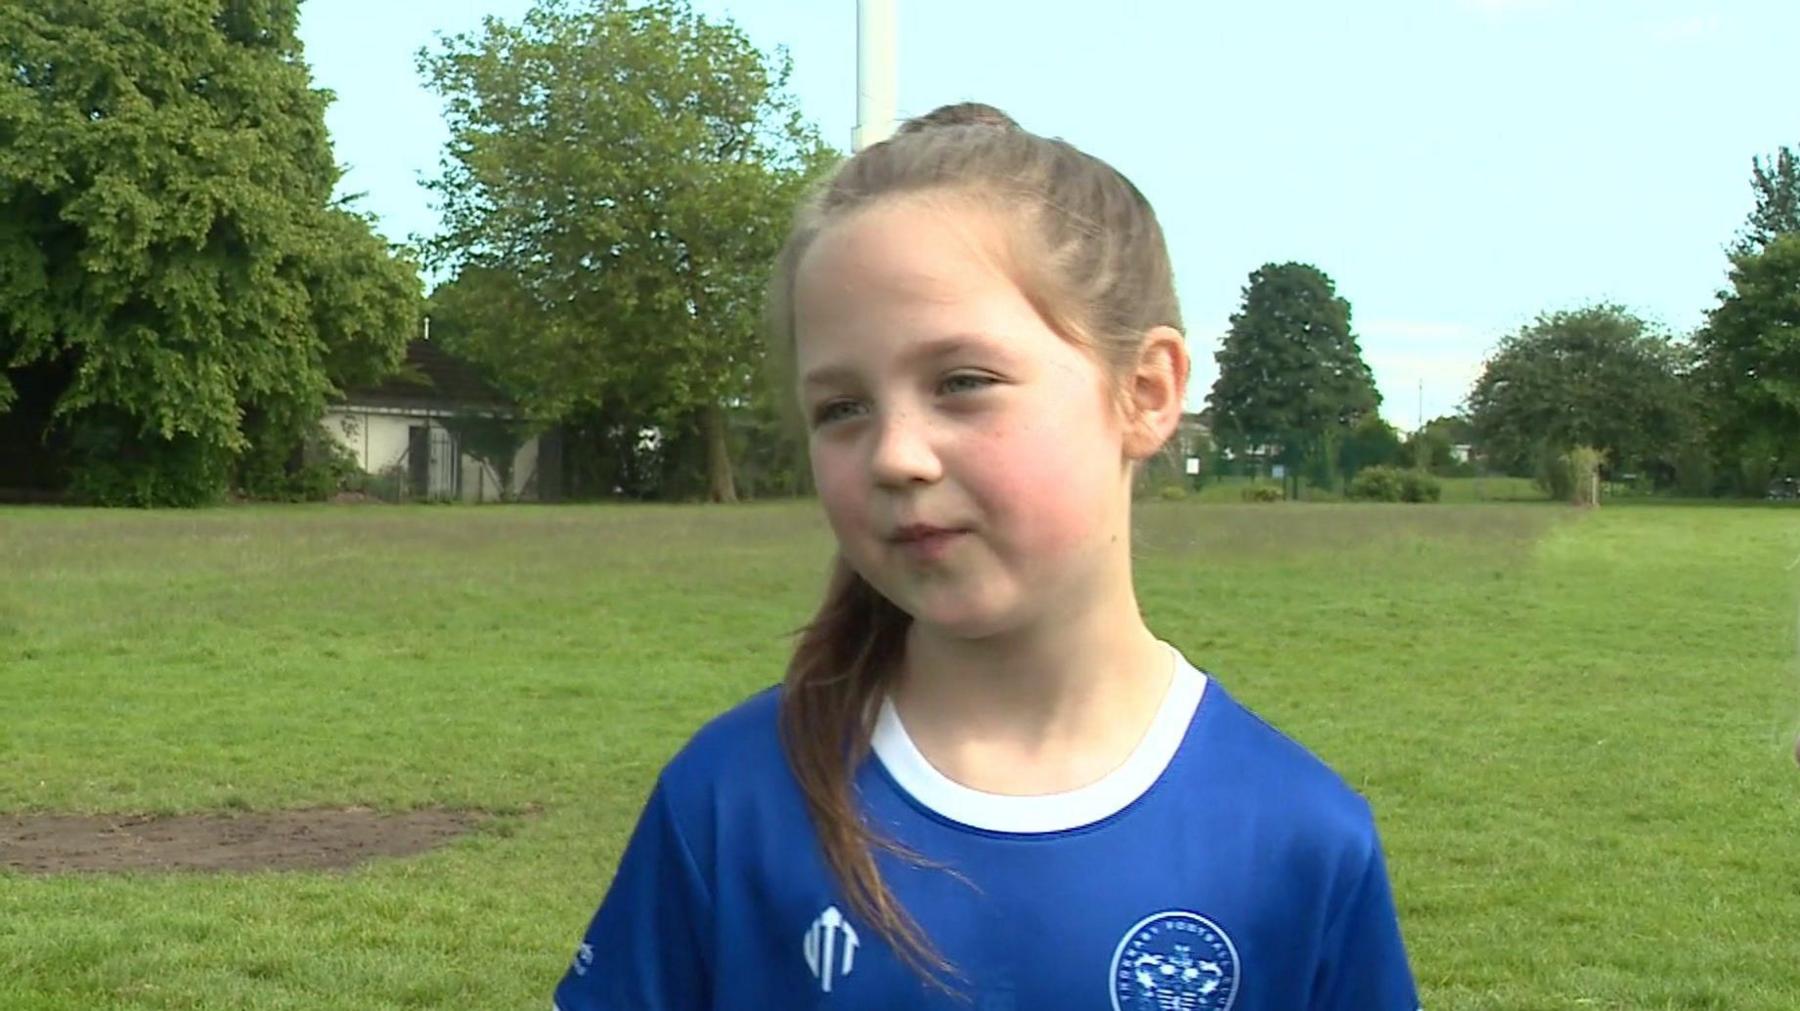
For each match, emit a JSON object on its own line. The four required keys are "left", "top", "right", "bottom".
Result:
{"left": 297, "top": 0, "right": 1799, "bottom": 428}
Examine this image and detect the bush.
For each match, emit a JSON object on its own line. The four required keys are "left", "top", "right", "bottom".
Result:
{"left": 346, "top": 464, "right": 410, "bottom": 503}
{"left": 1535, "top": 444, "right": 1574, "bottom": 501}
{"left": 1347, "top": 466, "right": 1440, "bottom": 503}
{"left": 1347, "top": 466, "right": 1404, "bottom": 502}
{"left": 1564, "top": 445, "right": 1603, "bottom": 506}
{"left": 1241, "top": 484, "right": 1284, "bottom": 503}
{"left": 1399, "top": 469, "right": 1442, "bottom": 502}
{"left": 1538, "top": 444, "right": 1604, "bottom": 505}
{"left": 295, "top": 434, "right": 362, "bottom": 500}
{"left": 236, "top": 421, "right": 363, "bottom": 502}
{"left": 1135, "top": 447, "right": 1193, "bottom": 502}
{"left": 65, "top": 414, "right": 229, "bottom": 507}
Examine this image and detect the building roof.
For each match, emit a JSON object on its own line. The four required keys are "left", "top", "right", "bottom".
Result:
{"left": 339, "top": 340, "right": 517, "bottom": 414}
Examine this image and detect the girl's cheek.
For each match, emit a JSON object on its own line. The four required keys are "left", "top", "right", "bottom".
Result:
{"left": 980, "top": 419, "right": 1107, "bottom": 557}
{"left": 811, "top": 452, "right": 865, "bottom": 530}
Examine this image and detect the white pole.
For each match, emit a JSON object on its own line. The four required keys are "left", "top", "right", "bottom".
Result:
{"left": 854, "top": 0, "right": 896, "bottom": 152}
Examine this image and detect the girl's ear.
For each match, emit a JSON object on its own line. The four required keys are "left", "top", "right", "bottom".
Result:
{"left": 1122, "top": 326, "right": 1190, "bottom": 460}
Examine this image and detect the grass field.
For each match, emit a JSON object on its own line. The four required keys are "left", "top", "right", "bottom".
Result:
{"left": 3, "top": 498, "right": 1798, "bottom": 1009}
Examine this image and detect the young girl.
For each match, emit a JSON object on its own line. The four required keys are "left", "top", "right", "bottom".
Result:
{"left": 553, "top": 103, "right": 1418, "bottom": 1011}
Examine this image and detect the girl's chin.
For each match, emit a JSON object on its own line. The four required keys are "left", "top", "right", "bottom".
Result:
{"left": 897, "top": 595, "right": 1023, "bottom": 642}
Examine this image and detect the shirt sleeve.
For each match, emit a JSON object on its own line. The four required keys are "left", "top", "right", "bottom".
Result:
{"left": 554, "top": 779, "right": 714, "bottom": 1011}
{"left": 1311, "top": 833, "right": 1420, "bottom": 1011}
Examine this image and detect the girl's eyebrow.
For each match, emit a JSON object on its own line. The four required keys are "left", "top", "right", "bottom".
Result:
{"left": 801, "top": 334, "right": 1007, "bottom": 390}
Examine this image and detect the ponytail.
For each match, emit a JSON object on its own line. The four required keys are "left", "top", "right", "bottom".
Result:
{"left": 777, "top": 556, "right": 957, "bottom": 989}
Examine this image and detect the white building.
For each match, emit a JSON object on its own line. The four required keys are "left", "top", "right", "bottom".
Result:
{"left": 322, "top": 340, "right": 545, "bottom": 502}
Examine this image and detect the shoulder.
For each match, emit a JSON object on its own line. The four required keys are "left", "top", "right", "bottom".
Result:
{"left": 1187, "top": 678, "right": 1380, "bottom": 856}
{"left": 659, "top": 685, "right": 788, "bottom": 799}
{"left": 649, "top": 686, "right": 806, "bottom": 857}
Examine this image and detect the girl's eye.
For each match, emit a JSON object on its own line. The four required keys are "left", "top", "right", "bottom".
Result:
{"left": 939, "top": 372, "right": 997, "bottom": 396}
{"left": 812, "top": 399, "right": 865, "bottom": 427}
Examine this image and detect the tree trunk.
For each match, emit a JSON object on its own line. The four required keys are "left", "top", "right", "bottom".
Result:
{"left": 704, "top": 403, "right": 738, "bottom": 503}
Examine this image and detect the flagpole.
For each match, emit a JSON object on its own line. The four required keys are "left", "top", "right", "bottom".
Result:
{"left": 853, "top": 0, "right": 896, "bottom": 152}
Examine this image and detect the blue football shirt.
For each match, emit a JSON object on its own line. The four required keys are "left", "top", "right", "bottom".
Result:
{"left": 554, "top": 646, "right": 1418, "bottom": 1010}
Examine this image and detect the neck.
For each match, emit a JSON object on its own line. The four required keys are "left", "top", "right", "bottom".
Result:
{"left": 890, "top": 557, "right": 1172, "bottom": 795}
{"left": 901, "top": 602, "right": 1162, "bottom": 718}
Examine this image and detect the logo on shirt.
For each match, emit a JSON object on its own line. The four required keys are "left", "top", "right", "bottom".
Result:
{"left": 803, "top": 904, "right": 860, "bottom": 993}
{"left": 570, "top": 942, "right": 593, "bottom": 977}
{"left": 1109, "top": 910, "right": 1239, "bottom": 1011}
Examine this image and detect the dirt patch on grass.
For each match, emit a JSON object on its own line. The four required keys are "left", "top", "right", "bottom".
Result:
{"left": 0, "top": 807, "right": 486, "bottom": 874}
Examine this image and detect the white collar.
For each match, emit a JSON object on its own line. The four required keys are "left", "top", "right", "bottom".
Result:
{"left": 870, "top": 643, "right": 1207, "bottom": 834}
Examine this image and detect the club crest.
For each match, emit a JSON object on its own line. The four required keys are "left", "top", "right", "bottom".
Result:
{"left": 1109, "top": 910, "right": 1240, "bottom": 1011}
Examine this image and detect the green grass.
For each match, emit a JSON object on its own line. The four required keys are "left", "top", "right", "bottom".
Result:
{"left": 3, "top": 500, "right": 1798, "bottom": 1009}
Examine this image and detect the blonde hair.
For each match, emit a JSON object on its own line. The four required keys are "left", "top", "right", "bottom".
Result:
{"left": 768, "top": 102, "right": 1183, "bottom": 987}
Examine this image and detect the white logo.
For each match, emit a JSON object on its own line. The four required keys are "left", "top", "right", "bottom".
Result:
{"left": 802, "top": 905, "right": 860, "bottom": 993}
{"left": 1110, "top": 910, "right": 1240, "bottom": 1011}
{"left": 570, "top": 942, "right": 594, "bottom": 977}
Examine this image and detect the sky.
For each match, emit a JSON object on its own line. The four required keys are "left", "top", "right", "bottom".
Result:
{"left": 296, "top": 0, "right": 1800, "bottom": 429}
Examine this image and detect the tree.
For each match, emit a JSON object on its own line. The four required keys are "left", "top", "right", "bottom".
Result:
{"left": 1422, "top": 413, "right": 1475, "bottom": 445}
{"left": 1693, "top": 233, "right": 1800, "bottom": 491}
{"left": 1339, "top": 413, "right": 1404, "bottom": 479}
{"left": 1403, "top": 414, "right": 1476, "bottom": 474}
{"left": 419, "top": 0, "right": 832, "bottom": 502}
{"left": 1735, "top": 146, "right": 1800, "bottom": 255}
{"left": 0, "top": 0, "right": 421, "bottom": 505}
{"left": 1207, "top": 262, "right": 1380, "bottom": 489}
{"left": 1464, "top": 305, "right": 1693, "bottom": 484}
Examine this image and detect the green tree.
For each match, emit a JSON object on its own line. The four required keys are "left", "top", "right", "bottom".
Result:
{"left": 1423, "top": 413, "right": 1475, "bottom": 445}
{"left": 1735, "top": 146, "right": 1800, "bottom": 255}
{"left": 1403, "top": 414, "right": 1476, "bottom": 474}
{"left": 1693, "top": 233, "right": 1800, "bottom": 492}
{"left": 0, "top": 0, "right": 420, "bottom": 505}
{"left": 419, "top": 0, "right": 832, "bottom": 503}
{"left": 1465, "top": 305, "right": 1692, "bottom": 484}
{"left": 1207, "top": 262, "right": 1381, "bottom": 488}
{"left": 1339, "top": 413, "right": 1404, "bottom": 479}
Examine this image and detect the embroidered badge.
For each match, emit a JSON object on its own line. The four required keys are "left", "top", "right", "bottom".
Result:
{"left": 1109, "top": 910, "right": 1240, "bottom": 1011}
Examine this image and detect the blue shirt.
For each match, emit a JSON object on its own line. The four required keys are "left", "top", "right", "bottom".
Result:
{"left": 555, "top": 649, "right": 1418, "bottom": 1010}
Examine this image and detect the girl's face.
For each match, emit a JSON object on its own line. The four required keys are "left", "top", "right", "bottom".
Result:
{"left": 793, "top": 195, "right": 1133, "bottom": 639}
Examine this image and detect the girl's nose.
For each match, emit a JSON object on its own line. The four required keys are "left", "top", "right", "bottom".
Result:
{"left": 867, "top": 408, "right": 942, "bottom": 488}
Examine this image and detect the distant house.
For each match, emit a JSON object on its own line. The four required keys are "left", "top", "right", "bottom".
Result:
{"left": 1174, "top": 412, "right": 1210, "bottom": 457}
{"left": 322, "top": 340, "right": 546, "bottom": 502}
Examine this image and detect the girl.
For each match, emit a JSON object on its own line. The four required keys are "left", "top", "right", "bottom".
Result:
{"left": 554, "top": 103, "right": 1418, "bottom": 1011}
